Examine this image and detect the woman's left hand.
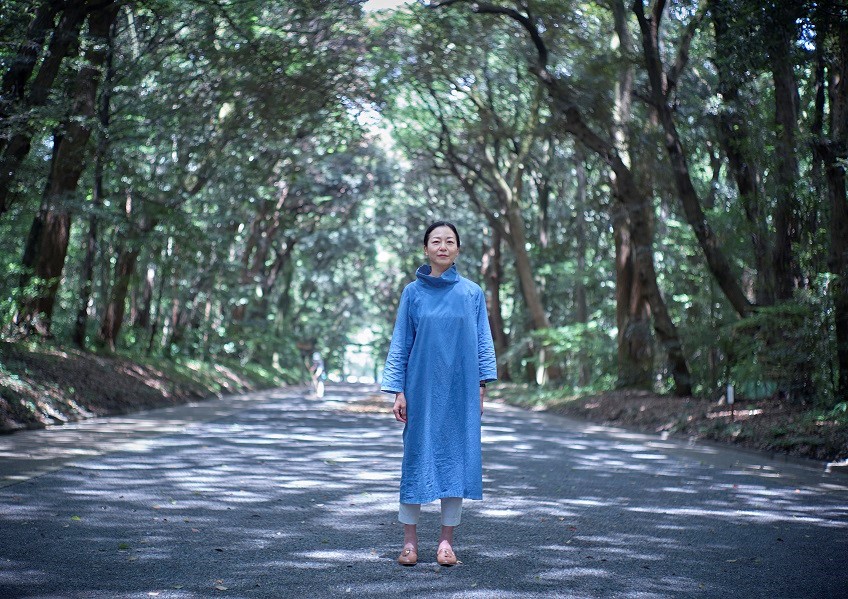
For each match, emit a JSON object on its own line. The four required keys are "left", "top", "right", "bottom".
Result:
{"left": 480, "top": 386, "right": 486, "bottom": 415}
{"left": 392, "top": 392, "right": 408, "bottom": 423}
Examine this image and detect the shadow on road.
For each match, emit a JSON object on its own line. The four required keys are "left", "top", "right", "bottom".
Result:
{"left": 1, "top": 384, "right": 846, "bottom": 598}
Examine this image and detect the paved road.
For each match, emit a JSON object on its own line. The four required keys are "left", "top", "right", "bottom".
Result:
{"left": 1, "top": 384, "right": 846, "bottom": 599}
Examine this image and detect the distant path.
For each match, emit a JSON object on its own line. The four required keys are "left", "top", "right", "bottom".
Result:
{"left": 1, "top": 384, "right": 846, "bottom": 598}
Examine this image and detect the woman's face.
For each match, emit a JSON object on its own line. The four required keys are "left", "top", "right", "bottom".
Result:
{"left": 425, "top": 225, "right": 460, "bottom": 269}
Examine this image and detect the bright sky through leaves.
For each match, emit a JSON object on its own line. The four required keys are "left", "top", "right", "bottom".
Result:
{"left": 363, "top": 0, "right": 410, "bottom": 11}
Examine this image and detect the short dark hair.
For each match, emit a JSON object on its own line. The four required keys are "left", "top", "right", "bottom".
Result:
{"left": 424, "top": 221, "right": 461, "bottom": 247}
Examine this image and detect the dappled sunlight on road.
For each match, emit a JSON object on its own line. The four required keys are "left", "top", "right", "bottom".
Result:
{"left": 1, "top": 384, "right": 846, "bottom": 598}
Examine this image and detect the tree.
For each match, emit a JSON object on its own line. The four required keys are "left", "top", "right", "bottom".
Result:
{"left": 15, "top": 1, "right": 120, "bottom": 335}
{"left": 433, "top": 0, "right": 693, "bottom": 394}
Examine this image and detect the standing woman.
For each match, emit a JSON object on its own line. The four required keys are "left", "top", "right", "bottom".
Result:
{"left": 381, "top": 221, "right": 497, "bottom": 566}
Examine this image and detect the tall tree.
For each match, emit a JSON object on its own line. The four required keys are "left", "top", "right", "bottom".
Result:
{"left": 0, "top": 0, "right": 90, "bottom": 217}
{"left": 763, "top": 0, "right": 803, "bottom": 301}
{"left": 632, "top": 0, "right": 752, "bottom": 317}
{"left": 434, "top": 0, "right": 693, "bottom": 394}
{"left": 813, "top": 4, "right": 848, "bottom": 400}
{"left": 709, "top": 0, "right": 774, "bottom": 306}
{"left": 15, "top": 2, "right": 120, "bottom": 335}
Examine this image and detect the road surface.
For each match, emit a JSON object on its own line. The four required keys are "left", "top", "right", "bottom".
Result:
{"left": 1, "top": 384, "right": 846, "bottom": 598}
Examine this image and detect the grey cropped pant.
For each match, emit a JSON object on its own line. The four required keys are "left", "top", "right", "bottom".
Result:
{"left": 398, "top": 497, "right": 463, "bottom": 526}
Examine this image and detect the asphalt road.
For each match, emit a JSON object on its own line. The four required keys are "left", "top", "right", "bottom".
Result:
{"left": 1, "top": 384, "right": 846, "bottom": 599}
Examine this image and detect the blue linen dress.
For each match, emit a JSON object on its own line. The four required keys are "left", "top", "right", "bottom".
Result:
{"left": 381, "top": 263, "right": 498, "bottom": 504}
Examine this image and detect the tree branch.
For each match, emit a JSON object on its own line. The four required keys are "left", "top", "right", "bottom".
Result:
{"left": 667, "top": 4, "right": 706, "bottom": 94}
{"left": 430, "top": 0, "right": 548, "bottom": 67}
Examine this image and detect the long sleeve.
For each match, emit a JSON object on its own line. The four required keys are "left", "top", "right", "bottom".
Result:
{"left": 381, "top": 285, "right": 415, "bottom": 393}
{"left": 476, "top": 287, "right": 498, "bottom": 383}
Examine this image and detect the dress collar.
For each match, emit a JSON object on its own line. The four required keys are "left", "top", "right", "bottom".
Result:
{"left": 416, "top": 263, "right": 459, "bottom": 287}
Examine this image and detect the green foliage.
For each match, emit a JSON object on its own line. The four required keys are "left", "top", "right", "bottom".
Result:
{"left": 722, "top": 291, "right": 837, "bottom": 406}
{"left": 530, "top": 321, "right": 617, "bottom": 391}
{"left": 0, "top": 0, "right": 845, "bottom": 414}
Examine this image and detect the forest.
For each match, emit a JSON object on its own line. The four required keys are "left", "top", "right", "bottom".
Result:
{"left": 1, "top": 0, "right": 846, "bottom": 422}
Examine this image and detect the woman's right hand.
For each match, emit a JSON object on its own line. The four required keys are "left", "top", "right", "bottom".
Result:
{"left": 392, "top": 393, "right": 407, "bottom": 423}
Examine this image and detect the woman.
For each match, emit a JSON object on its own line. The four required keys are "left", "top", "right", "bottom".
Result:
{"left": 381, "top": 221, "right": 497, "bottom": 566}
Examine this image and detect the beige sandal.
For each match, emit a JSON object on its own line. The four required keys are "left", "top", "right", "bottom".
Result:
{"left": 436, "top": 546, "right": 457, "bottom": 566}
{"left": 397, "top": 546, "right": 418, "bottom": 565}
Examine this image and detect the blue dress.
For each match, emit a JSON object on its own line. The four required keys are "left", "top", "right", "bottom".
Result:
{"left": 381, "top": 263, "right": 498, "bottom": 503}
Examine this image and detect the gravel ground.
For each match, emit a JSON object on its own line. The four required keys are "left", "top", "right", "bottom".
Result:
{"left": 1, "top": 384, "right": 846, "bottom": 598}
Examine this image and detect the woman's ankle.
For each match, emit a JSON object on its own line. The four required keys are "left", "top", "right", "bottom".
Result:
{"left": 403, "top": 524, "right": 418, "bottom": 548}
{"left": 438, "top": 525, "right": 455, "bottom": 547}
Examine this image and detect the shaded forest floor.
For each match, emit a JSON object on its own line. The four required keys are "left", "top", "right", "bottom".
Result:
{"left": 491, "top": 386, "right": 848, "bottom": 465}
{"left": 1, "top": 341, "right": 846, "bottom": 465}
{"left": 0, "top": 341, "right": 290, "bottom": 433}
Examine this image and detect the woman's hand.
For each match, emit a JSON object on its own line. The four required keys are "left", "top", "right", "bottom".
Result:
{"left": 392, "top": 392, "right": 407, "bottom": 423}
{"left": 480, "top": 386, "right": 486, "bottom": 415}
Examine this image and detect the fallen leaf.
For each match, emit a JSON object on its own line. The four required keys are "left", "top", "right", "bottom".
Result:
{"left": 214, "top": 585, "right": 228, "bottom": 591}
{"left": 70, "top": 516, "right": 82, "bottom": 521}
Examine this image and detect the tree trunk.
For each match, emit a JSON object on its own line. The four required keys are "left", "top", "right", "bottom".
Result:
{"left": 168, "top": 298, "right": 187, "bottom": 352}
{"left": 820, "top": 17, "right": 848, "bottom": 401}
{"left": 146, "top": 251, "right": 169, "bottom": 357}
{"left": 73, "top": 14, "right": 115, "bottom": 347}
{"left": 710, "top": 0, "right": 774, "bottom": 305}
{"left": 612, "top": 198, "right": 653, "bottom": 389}
{"left": 134, "top": 263, "right": 155, "bottom": 331}
{"left": 539, "top": 73, "right": 692, "bottom": 395}
{"left": 15, "top": 2, "right": 120, "bottom": 335}
{"left": 98, "top": 247, "right": 140, "bottom": 350}
{"left": 505, "top": 201, "right": 548, "bottom": 332}
{"left": 609, "top": 3, "right": 653, "bottom": 389}
{"left": 231, "top": 186, "right": 290, "bottom": 324}
{"left": 633, "top": 2, "right": 752, "bottom": 318}
{"left": 73, "top": 209, "right": 98, "bottom": 347}
{"left": 767, "top": 4, "right": 802, "bottom": 301}
{"left": 0, "top": 0, "right": 60, "bottom": 121}
{"left": 573, "top": 148, "right": 591, "bottom": 387}
{"left": 482, "top": 227, "right": 510, "bottom": 381}
{"left": 98, "top": 202, "right": 158, "bottom": 350}
{"left": 0, "top": 1, "right": 88, "bottom": 216}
